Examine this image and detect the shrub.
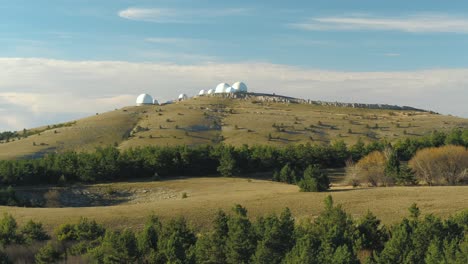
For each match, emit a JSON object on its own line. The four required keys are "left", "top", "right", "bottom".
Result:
{"left": 347, "top": 151, "right": 389, "bottom": 186}
{"left": 409, "top": 145, "right": 468, "bottom": 185}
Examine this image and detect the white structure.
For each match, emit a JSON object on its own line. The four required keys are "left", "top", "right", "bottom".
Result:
{"left": 199, "top": 89, "right": 206, "bottom": 95}
{"left": 232, "top": 82, "right": 248, "bottom": 93}
{"left": 178, "top": 93, "right": 188, "bottom": 101}
{"left": 153, "top": 99, "right": 159, "bottom": 105}
{"left": 136, "top": 94, "right": 154, "bottom": 106}
{"left": 215, "top": 83, "right": 230, "bottom": 93}
{"left": 225, "top": 87, "right": 236, "bottom": 93}
{"left": 207, "top": 89, "right": 214, "bottom": 94}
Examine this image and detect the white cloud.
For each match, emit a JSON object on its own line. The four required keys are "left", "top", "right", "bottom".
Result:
{"left": 292, "top": 14, "right": 468, "bottom": 33}
{"left": 0, "top": 57, "right": 467, "bottom": 130}
{"left": 118, "top": 7, "right": 250, "bottom": 23}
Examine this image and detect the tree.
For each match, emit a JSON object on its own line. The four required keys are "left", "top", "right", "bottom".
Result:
{"left": 218, "top": 148, "right": 238, "bottom": 177}
{"left": 35, "top": 242, "right": 63, "bottom": 264}
{"left": 226, "top": 205, "right": 256, "bottom": 264}
{"left": 279, "top": 164, "right": 296, "bottom": 184}
{"left": 195, "top": 210, "right": 229, "bottom": 264}
{"left": 298, "top": 165, "right": 330, "bottom": 192}
{"left": 20, "top": 220, "right": 49, "bottom": 243}
{"left": 0, "top": 213, "right": 18, "bottom": 246}
{"left": 252, "top": 208, "right": 295, "bottom": 264}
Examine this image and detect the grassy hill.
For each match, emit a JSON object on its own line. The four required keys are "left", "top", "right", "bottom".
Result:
{"left": 2, "top": 177, "right": 467, "bottom": 232}
{"left": 1, "top": 94, "right": 467, "bottom": 160}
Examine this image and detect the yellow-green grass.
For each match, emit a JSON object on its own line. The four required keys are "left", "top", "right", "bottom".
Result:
{"left": 2, "top": 177, "right": 467, "bottom": 233}
{"left": 1, "top": 95, "right": 467, "bottom": 159}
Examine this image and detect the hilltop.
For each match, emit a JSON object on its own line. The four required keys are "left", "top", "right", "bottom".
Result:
{"left": 1, "top": 93, "right": 467, "bottom": 160}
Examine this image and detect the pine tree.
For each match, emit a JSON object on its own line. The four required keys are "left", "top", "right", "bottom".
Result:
{"left": 226, "top": 205, "right": 256, "bottom": 264}
{"left": 298, "top": 165, "right": 330, "bottom": 192}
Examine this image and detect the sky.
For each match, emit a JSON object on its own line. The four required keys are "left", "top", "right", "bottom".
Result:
{"left": 1, "top": 0, "right": 468, "bottom": 130}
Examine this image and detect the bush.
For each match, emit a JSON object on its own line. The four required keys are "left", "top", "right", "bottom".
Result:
{"left": 409, "top": 145, "right": 468, "bottom": 185}
{"left": 347, "top": 151, "right": 389, "bottom": 186}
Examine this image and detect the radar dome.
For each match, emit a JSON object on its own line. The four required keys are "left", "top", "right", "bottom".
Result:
{"left": 232, "top": 82, "right": 248, "bottom": 93}
{"left": 178, "top": 93, "right": 188, "bottom": 101}
{"left": 215, "top": 83, "right": 230, "bottom": 93}
{"left": 225, "top": 87, "right": 236, "bottom": 93}
{"left": 136, "top": 94, "right": 154, "bottom": 106}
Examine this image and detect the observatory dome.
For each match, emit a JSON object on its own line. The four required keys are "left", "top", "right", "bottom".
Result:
{"left": 232, "top": 82, "right": 248, "bottom": 93}
{"left": 178, "top": 93, "right": 188, "bottom": 101}
{"left": 199, "top": 89, "right": 206, "bottom": 95}
{"left": 225, "top": 87, "right": 236, "bottom": 93}
{"left": 207, "top": 89, "right": 214, "bottom": 94}
{"left": 153, "top": 99, "right": 159, "bottom": 105}
{"left": 136, "top": 94, "right": 154, "bottom": 106}
{"left": 215, "top": 83, "right": 230, "bottom": 93}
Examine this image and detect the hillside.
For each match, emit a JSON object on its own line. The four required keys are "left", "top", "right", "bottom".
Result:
{"left": 2, "top": 177, "right": 467, "bottom": 232}
{"left": 1, "top": 94, "right": 467, "bottom": 160}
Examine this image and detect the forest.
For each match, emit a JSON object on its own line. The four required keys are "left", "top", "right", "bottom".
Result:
{"left": 0, "top": 196, "right": 466, "bottom": 263}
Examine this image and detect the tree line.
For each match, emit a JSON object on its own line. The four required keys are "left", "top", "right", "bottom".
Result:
{"left": 0, "top": 196, "right": 467, "bottom": 263}
{"left": 0, "top": 129, "right": 466, "bottom": 188}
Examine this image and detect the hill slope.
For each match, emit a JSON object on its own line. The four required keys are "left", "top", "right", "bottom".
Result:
{"left": 1, "top": 94, "right": 467, "bottom": 160}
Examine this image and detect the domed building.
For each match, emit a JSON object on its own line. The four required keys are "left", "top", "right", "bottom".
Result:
{"left": 178, "top": 93, "right": 188, "bottom": 101}
{"left": 153, "top": 99, "right": 159, "bottom": 105}
{"left": 136, "top": 94, "right": 154, "bottom": 106}
{"left": 215, "top": 83, "right": 230, "bottom": 93}
{"left": 207, "top": 89, "right": 214, "bottom": 94}
{"left": 225, "top": 87, "right": 236, "bottom": 93}
{"left": 199, "top": 89, "right": 206, "bottom": 95}
{"left": 232, "top": 82, "right": 248, "bottom": 93}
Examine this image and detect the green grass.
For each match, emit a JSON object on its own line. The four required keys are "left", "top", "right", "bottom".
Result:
{"left": 2, "top": 177, "right": 467, "bottom": 233}
{"left": 1, "top": 95, "right": 467, "bottom": 159}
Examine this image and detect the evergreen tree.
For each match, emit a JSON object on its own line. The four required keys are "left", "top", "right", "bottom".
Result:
{"left": 35, "top": 242, "right": 63, "bottom": 264}
{"left": 298, "top": 165, "right": 330, "bottom": 192}
{"left": 195, "top": 210, "right": 229, "bottom": 264}
{"left": 0, "top": 213, "right": 18, "bottom": 246}
{"left": 226, "top": 205, "right": 256, "bottom": 264}
{"left": 158, "top": 217, "right": 196, "bottom": 264}
{"left": 279, "top": 164, "right": 296, "bottom": 184}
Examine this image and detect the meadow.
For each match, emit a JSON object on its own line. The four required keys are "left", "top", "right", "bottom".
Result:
{"left": 2, "top": 177, "right": 467, "bottom": 233}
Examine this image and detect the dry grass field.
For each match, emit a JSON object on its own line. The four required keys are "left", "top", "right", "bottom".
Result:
{"left": 2, "top": 177, "right": 467, "bottom": 233}
{"left": 1, "top": 95, "right": 467, "bottom": 160}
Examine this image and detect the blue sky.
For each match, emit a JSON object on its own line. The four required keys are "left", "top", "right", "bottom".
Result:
{"left": 1, "top": 0, "right": 468, "bottom": 130}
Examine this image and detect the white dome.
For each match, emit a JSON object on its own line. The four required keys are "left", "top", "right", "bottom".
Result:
{"left": 199, "top": 89, "right": 206, "bottom": 95}
{"left": 153, "top": 99, "right": 159, "bottom": 105}
{"left": 178, "top": 93, "right": 188, "bottom": 100}
{"left": 225, "top": 87, "right": 236, "bottom": 93}
{"left": 232, "top": 82, "right": 248, "bottom": 93}
{"left": 215, "top": 83, "right": 230, "bottom": 93}
{"left": 136, "top": 94, "right": 154, "bottom": 106}
{"left": 207, "top": 89, "right": 214, "bottom": 94}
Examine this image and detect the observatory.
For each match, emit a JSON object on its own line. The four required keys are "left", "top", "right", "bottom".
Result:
{"left": 199, "top": 89, "right": 206, "bottom": 95}
{"left": 215, "top": 83, "right": 230, "bottom": 93}
{"left": 178, "top": 93, "right": 188, "bottom": 101}
{"left": 225, "top": 87, "right": 236, "bottom": 93}
{"left": 136, "top": 94, "right": 154, "bottom": 106}
{"left": 153, "top": 99, "right": 159, "bottom": 105}
{"left": 207, "top": 89, "right": 214, "bottom": 94}
{"left": 232, "top": 82, "right": 248, "bottom": 93}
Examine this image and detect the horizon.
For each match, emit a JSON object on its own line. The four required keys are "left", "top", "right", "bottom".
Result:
{"left": 1, "top": 0, "right": 468, "bottom": 130}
